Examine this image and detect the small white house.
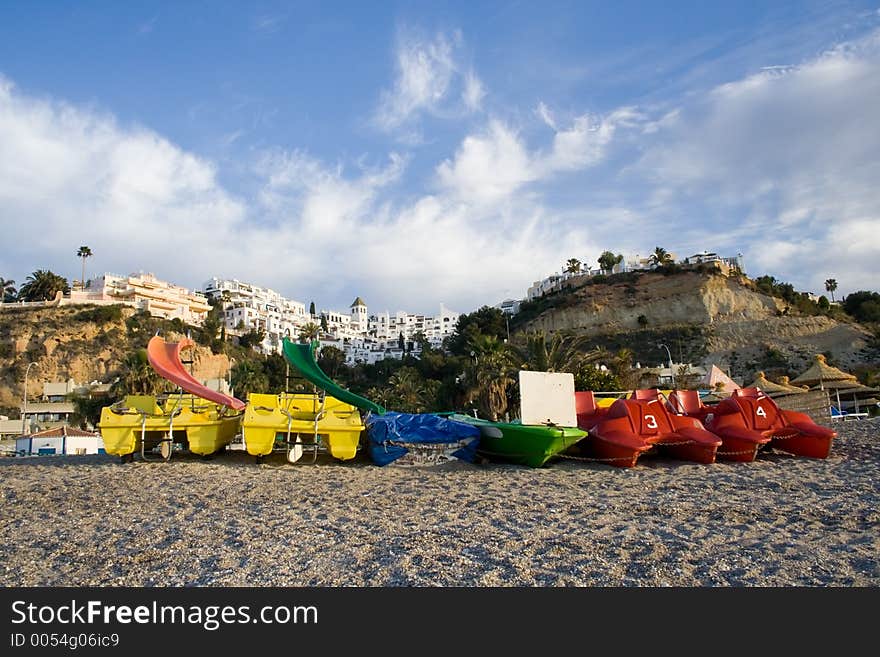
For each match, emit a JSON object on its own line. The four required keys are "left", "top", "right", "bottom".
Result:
{"left": 15, "top": 427, "right": 105, "bottom": 456}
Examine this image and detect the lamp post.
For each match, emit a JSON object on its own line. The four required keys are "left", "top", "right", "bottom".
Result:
{"left": 22, "top": 362, "right": 37, "bottom": 434}
{"left": 658, "top": 343, "right": 675, "bottom": 388}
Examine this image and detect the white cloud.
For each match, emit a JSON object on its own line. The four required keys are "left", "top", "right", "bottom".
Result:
{"left": 539, "top": 106, "right": 639, "bottom": 174}
{"left": 252, "top": 14, "right": 283, "bottom": 34}
{"left": 632, "top": 28, "right": 880, "bottom": 296}
{"left": 0, "top": 76, "right": 595, "bottom": 313}
{"left": 0, "top": 77, "right": 245, "bottom": 288}
{"left": 436, "top": 106, "right": 639, "bottom": 204}
{"left": 374, "top": 29, "right": 484, "bottom": 131}
{"left": 436, "top": 120, "right": 534, "bottom": 204}
{"left": 461, "top": 70, "right": 485, "bottom": 111}
{"left": 536, "top": 102, "right": 557, "bottom": 130}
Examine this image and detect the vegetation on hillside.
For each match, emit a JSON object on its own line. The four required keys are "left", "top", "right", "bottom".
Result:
{"left": 17, "top": 270, "right": 70, "bottom": 301}
{"left": 3, "top": 259, "right": 879, "bottom": 423}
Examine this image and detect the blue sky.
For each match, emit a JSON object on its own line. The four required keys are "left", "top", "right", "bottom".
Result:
{"left": 1, "top": 1, "right": 878, "bottom": 314}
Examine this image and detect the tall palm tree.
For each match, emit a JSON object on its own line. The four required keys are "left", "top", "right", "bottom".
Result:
{"left": 230, "top": 361, "right": 269, "bottom": 396}
{"left": 508, "top": 330, "right": 595, "bottom": 373}
{"left": 298, "top": 322, "right": 320, "bottom": 343}
{"left": 18, "top": 270, "right": 70, "bottom": 301}
{"left": 465, "top": 334, "right": 516, "bottom": 420}
{"left": 76, "top": 246, "right": 93, "bottom": 289}
{"left": 0, "top": 277, "right": 15, "bottom": 302}
{"left": 388, "top": 366, "right": 428, "bottom": 412}
{"left": 649, "top": 246, "right": 672, "bottom": 267}
{"left": 824, "top": 278, "right": 838, "bottom": 303}
{"left": 607, "top": 348, "right": 638, "bottom": 389}
{"left": 564, "top": 258, "right": 582, "bottom": 274}
{"left": 112, "top": 349, "right": 163, "bottom": 396}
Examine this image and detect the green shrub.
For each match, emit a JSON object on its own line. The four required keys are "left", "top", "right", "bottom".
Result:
{"left": 75, "top": 305, "right": 123, "bottom": 323}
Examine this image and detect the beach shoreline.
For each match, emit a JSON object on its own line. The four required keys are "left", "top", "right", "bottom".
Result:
{"left": 1, "top": 419, "right": 877, "bottom": 587}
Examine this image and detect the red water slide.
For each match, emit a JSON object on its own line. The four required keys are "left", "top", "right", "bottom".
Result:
{"left": 146, "top": 336, "right": 246, "bottom": 411}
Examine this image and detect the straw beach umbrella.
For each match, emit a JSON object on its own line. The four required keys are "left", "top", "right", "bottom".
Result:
{"left": 791, "top": 355, "right": 879, "bottom": 414}
{"left": 777, "top": 376, "right": 809, "bottom": 393}
{"left": 790, "top": 354, "right": 857, "bottom": 388}
{"left": 746, "top": 372, "right": 806, "bottom": 398}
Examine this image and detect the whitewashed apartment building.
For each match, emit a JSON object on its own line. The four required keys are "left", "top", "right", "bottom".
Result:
{"left": 204, "top": 278, "right": 309, "bottom": 353}
{"left": 204, "top": 279, "right": 460, "bottom": 363}
{"left": 69, "top": 272, "right": 211, "bottom": 325}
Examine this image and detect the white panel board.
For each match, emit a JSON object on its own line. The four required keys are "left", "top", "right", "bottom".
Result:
{"left": 519, "top": 370, "right": 577, "bottom": 427}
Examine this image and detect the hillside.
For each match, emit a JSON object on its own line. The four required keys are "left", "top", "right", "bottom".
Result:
{"left": 514, "top": 270, "right": 878, "bottom": 379}
{"left": 0, "top": 305, "right": 232, "bottom": 413}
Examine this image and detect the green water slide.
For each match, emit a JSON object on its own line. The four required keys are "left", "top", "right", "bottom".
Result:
{"left": 281, "top": 338, "right": 386, "bottom": 414}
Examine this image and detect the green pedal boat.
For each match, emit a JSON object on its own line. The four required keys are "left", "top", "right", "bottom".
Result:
{"left": 446, "top": 414, "right": 587, "bottom": 468}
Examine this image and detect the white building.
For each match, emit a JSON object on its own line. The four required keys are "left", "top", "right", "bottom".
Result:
{"left": 365, "top": 303, "right": 460, "bottom": 351}
{"left": 204, "top": 279, "right": 460, "bottom": 362}
{"left": 70, "top": 272, "right": 211, "bottom": 326}
{"left": 15, "top": 427, "right": 105, "bottom": 456}
{"left": 496, "top": 299, "right": 522, "bottom": 315}
{"left": 204, "top": 278, "right": 310, "bottom": 353}
{"left": 324, "top": 300, "right": 460, "bottom": 363}
{"left": 683, "top": 251, "right": 745, "bottom": 275}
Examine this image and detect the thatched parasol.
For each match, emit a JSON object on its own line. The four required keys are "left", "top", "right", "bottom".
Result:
{"left": 746, "top": 371, "right": 804, "bottom": 398}
{"left": 790, "top": 355, "right": 880, "bottom": 415}
{"left": 777, "top": 376, "right": 809, "bottom": 393}
{"left": 791, "top": 354, "right": 857, "bottom": 387}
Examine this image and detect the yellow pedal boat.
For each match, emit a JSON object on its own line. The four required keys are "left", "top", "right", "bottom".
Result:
{"left": 242, "top": 392, "right": 364, "bottom": 463}
{"left": 100, "top": 394, "right": 242, "bottom": 462}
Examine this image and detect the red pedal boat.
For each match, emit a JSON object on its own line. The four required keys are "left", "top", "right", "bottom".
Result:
{"left": 587, "top": 389, "right": 722, "bottom": 468}
{"left": 575, "top": 391, "right": 609, "bottom": 432}
{"left": 667, "top": 389, "right": 714, "bottom": 422}
{"left": 704, "top": 388, "right": 836, "bottom": 460}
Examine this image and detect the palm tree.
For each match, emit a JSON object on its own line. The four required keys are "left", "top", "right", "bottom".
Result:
{"left": 230, "top": 361, "right": 269, "bottom": 396}
{"left": 113, "top": 349, "right": 163, "bottom": 396}
{"left": 464, "top": 333, "right": 516, "bottom": 420}
{"left": 824, "top": 278, "right": 838, "bottom": 303}
{"left": 649, "top": 246, "right": 672, "bottom": 267}
{"left": 508, "top": 330, "right": 594, "bottom": 373}
{"left": 317, "top": 345, "right": 346, "bottom": 379}
{"left": 388, "top": 366, "right": 428, "bottom": 412}
{"left": 0, "top": 277, "right": 15, "bottom": 302}
{"left": 298, "top": 322, "right": 320, "bottom": 343}
{"left": 18, "top": 270, "right": 70, "bottom": 301}
{"left": 608, "top": 348, "right": 638, "bottom": 389}
{"left": 564, "top": 258, "right": 582, "bottom": 274}
{"left": 76, "top": 246, "right": 93, "bottom": 289}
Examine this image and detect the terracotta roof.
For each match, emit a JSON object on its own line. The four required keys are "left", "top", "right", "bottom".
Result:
{"left": 22, "top": 426, "right": 99, "bottom": 439}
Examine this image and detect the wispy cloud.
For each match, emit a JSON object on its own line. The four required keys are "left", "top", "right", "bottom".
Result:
{"left": 0, "top": 71, "right": 598, "bottom": 312}
{"left": 252, "top": 14, "right": 283, "bottom": 34}
{"left": 627, "top": 27, "right": 880, "bottom": 295}
{"left": 374, "top": 28, "right": 485, "bottom": 132}
{"left": 137, "top": 16, "right": 157, "bottom": 35}
{"left": 461, "top": 70, "right": 485, "bottom": 111}
{"left": 436, "top": 106, "right": 640, "bottom": 205}
{"left": 2, "top": 22, "right": 878, "bottom": 313}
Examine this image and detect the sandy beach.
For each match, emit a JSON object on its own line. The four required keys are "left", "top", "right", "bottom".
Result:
{"left": 1, "top": 419, "right": 877, "bottom": 587}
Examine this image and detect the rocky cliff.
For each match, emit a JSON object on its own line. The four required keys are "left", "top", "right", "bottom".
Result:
{"left": 0, "top": 305, "right": 230, "bottom": 412}
{"left": 517, "top": 271, "right": 876, "bottom": 378}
